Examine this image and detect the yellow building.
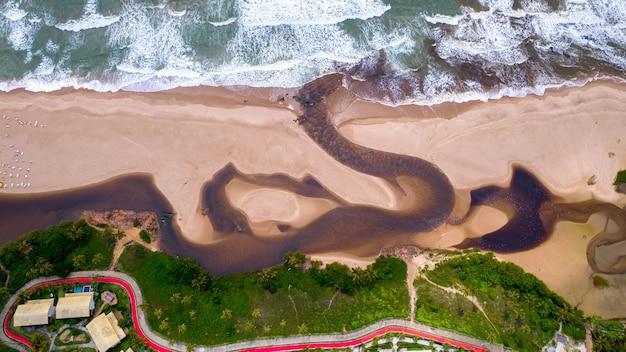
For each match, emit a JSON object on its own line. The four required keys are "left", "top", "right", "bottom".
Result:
{"left": 56, "top": 292, "right": 94, "bottom": 319}
{"left": 13, "top": 298, "right": 55, "bottom": 327}
{"left": 86, "top": 312, "right": 127, "bottom": 352}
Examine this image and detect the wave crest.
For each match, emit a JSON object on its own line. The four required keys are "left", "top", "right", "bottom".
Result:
{"left": 236, "top": 0, "right": 390, "bottom": 27}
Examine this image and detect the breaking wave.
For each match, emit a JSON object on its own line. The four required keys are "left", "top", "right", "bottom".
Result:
{"left": 0, "top": 0, "right": 624, "bottom": 105}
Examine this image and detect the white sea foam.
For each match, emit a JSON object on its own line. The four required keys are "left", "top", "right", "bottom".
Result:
{"left": 1, "top": 1, "right": 28, "bottom": 21}
{"left": 236, "top": 0, "right": 390, "bottom": 27}
{"left": 55, "top": 0, "right": 120, "bottom": 32}
{"left": 209, "top": 17, "right": 237, "bottom": 26}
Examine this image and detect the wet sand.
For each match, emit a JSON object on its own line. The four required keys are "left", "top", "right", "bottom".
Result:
{"left": 1, "top": 80, "right": 625, "bottom": 317}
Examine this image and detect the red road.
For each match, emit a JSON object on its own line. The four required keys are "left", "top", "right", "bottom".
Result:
{"left": 4, "top": 277, "right": 489, "bottom": 352}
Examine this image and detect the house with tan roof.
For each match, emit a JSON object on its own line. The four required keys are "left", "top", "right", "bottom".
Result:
{"left": 12, "top": 298, "right": 55, "bottom": 327}
{"left": 55, "top": 292, "right": 94, "bottom": 319}
{"left": 86, "top": 312, "right": 127, "bottom": 352}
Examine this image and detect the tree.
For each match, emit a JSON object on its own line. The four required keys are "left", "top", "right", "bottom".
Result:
{"left": 181, "top": 295, "right": 192, "bottom": 306}
{"left": 191, "top": 274, "right": 209, "bottom": 291}
{"left": 258, "top": 268, "right": 277, "bottom": 286}
{"left": 72, "top": 254, "right": 86, "bottom": 270}
{"left": 36, "top": 258, "right": 53, "bottom": 276}
{"left": 92, "top": 253, "right": 105, "bottom": 267}
{"left": 0, "top": 287, "right": 10, "bottom": 302}
{"left": 170, "top": 292, "right": 182, "bottom": 304}
{"left": 128, "top": 328, "right": 148, "bottom": 351}
{"left": 17, "top": 240, "right": 32, "bottom": 255}
{"left": 67, "top": 225, "right": 84, "bottom": 241}
{"left": 221, "top": 309, "right": 232, "bottom": 320}
{"left": 30, "top": 332, "right": 49, "bottom": 352}
{"left": 244, "top": 320, "right": 254, "bottom": 332}
{"left": 283, "top": 251, "right": 306, "bottom": 268}
{"left": 16, "top": 290, "right": 32, "bottom": 304}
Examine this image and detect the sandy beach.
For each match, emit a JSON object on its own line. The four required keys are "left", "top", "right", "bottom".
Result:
{"left": 1, "top": 80, "right": 625, "bottom": 317}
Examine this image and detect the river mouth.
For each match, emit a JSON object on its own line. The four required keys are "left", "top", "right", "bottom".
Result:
{"left": 1, "top": 76, "right": 625, "bottom": 279}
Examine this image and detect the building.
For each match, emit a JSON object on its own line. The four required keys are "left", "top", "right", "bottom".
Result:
{"left": 13, "top": 298, "right": 55, "bottom": 327}
{"left": 56, "top": 292, "right": 95, "bottom": 319}
{"left": 86, "top": 312, "right": 127, "bottom": 352}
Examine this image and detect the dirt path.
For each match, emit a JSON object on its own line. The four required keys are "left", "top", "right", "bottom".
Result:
{"left": 421, "top": 275, "right": 499, "bottom": 333}
{"left": 109, "top": 228, "right": 160, "bottom": 269}
{"left": 406, "top": 261, "right": 417, "bottom": 322}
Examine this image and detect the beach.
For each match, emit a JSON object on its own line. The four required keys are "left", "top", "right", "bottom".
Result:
{"left": 1, "top": 80, "right": 625, "bottom": 317}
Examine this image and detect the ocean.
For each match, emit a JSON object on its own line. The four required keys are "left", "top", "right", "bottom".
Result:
{"left": 1, "top": 0, "right": 625, "bottom": 104}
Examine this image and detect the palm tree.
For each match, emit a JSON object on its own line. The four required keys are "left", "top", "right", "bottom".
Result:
{"left": 18, "top": 240, "right": 32, "bottom": 255}
{"left": 181, "top": 295, "right": 192, "bottom": 306}
{"left": 298, "top": 323, "right": 309, "bottom": 335}
{"left": 258, "top": 268, "right": 277, "bottom": 286}
{"left": 280, "top": 319, "right": 287, "bottom": 328}
{"left": 27, "top": 267, "right": 39, "bottom": 280}
{"left": 251, "top": 308, "right": 261, "bottom": 318}
{"left": 16, "top": 290, "right": 32, "bottom": 304}
{"left": 186, "top": 344, "right": 195, "bottom": 352}
{"left": 221, "top": 309, "right": 232, "bottom": 320}
{"left": 30, "top": 332, "right": 49, "bottom": 352}
{"left": 72, "top": 254, "right": 86, "bottom": 270}
{"left": 0, "top": 287, "right": 10, "bottom": 302}
{"left": 283, "top": 251, "right": 305, "bottom": 268}
{"left": 92, "top": 253, "right": 105, "bottom": 267}
{"left": 36, "top": 258, "right": 53, "bottom": 276}
{"left": 170, "top": 292, "right": 181, "bottom": 303}
{"left": 191, "top": 274, "right": 208, "bottom": 291}
{"left": 486, "top": 331, "right": 497, "bottom": 342}
{"left": 188, "top": 310, "right": 197, "bottom": 321}
{"left": 159, "top": 319, "right": 170, "bottom": 331}
{"left": 244, "top": 320, "right": 254, "bottom": 332}
{"left": 153, "top": 308, "right": 163, "bottom": 319}
{"left": 178, "top": 323, "right": 187, "bottom": 334}
{"left": 67, "top": 225, "right": 84, "bottom": 241}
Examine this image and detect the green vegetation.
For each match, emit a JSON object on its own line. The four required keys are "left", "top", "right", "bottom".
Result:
{"left": 139, "top": 229, "right": 152, "bottom": 244}
{"left": 591, "top": 319, "right": 626, "bottom": 351}
{"left": 413, "top": 277, "right": 493, "bottom": 339}
{"left": 118, "top": 244, "right": 408, "bottom": 346}
{"left": 0, "top": 341, "right": 19, "bottom": 352}
{"left": 614, "top": 169, "right": 626, "bottom": 185}
{"left": 423, "top": 252, "right": 585, "bottom": 350}
{"left": 0, "top": 219, "right": 115, "bottom": 293}
{"left": 593, "top": 275, "right": 610, "bottom": 288}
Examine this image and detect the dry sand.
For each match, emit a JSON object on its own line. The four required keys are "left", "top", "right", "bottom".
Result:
{"left": 1, "top": 80, "right": 625, "bottom": 317}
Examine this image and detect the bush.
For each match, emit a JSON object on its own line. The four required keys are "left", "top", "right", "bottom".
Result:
{"left": 593, "top": 275, "right": 609, "bottom": 288}
{"left": 139, "top": 230, "right": 152, "bottom": 244}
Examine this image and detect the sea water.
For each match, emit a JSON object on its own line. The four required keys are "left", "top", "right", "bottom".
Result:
{"left": 0, "top": 0, "right": 625, "bottom": 104}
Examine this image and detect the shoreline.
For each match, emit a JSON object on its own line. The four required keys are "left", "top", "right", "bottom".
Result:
{"left": 1, "top": 79, "right": 625, "bottom": 317}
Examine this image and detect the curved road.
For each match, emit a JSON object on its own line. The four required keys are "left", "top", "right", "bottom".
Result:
{"left": 2, "top": 271, "right": 500, "bottom": 352}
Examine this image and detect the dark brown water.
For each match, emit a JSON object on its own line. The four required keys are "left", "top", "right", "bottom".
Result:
{"left": 0, "top": 174, "right": 179, "bottom": 247}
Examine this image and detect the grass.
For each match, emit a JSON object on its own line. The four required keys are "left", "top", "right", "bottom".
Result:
{"left": 413, "top": 277, "right": 494, "bottom": 340}
{"left": 118, "top": 244, "right": 408, "bottom": 346}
